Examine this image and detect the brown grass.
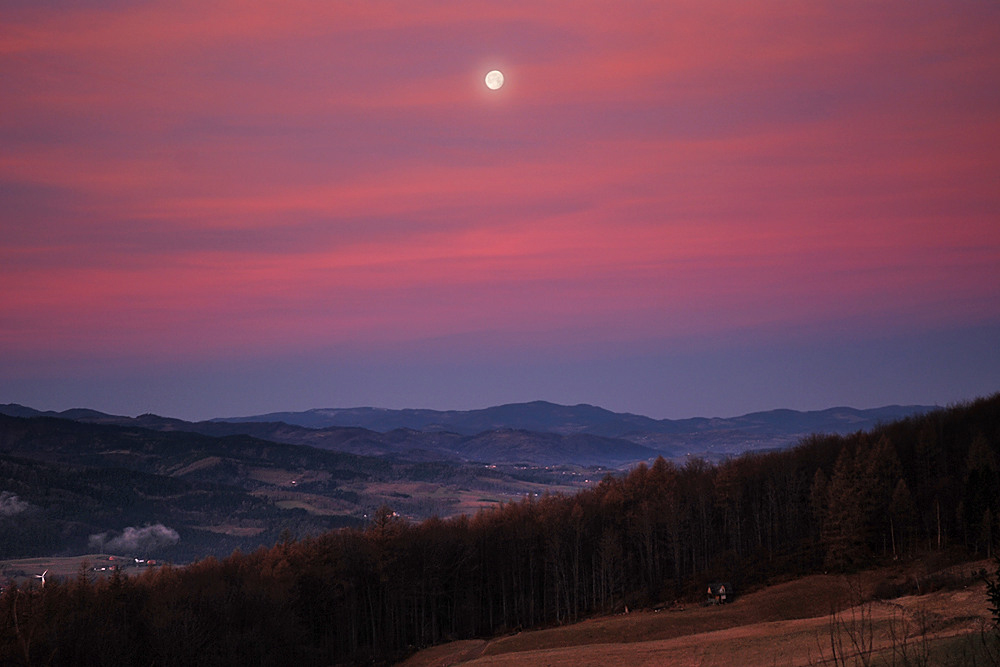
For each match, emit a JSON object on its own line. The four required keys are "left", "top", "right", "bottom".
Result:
{"left": 399, "top": 559, "right": 996, "bottom": 667}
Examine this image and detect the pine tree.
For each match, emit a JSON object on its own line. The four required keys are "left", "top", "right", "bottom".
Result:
{"left": 822, "top": 445, "right": 867, "bottom": 569}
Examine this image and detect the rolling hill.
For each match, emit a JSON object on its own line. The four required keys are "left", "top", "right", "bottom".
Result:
{"left": 0, "top": 411, "right": 614, "bottom": 560}
{"left": 215, "top": 400, "right": 937, "bottom": 458}
{"left": 0, "top": 404, "right": 662, "bottom": 466}
{"left": 214, "top": 400, "right": 935, "bottom": 437}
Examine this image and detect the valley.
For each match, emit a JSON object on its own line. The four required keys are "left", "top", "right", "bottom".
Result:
{"left": 0, "top": 400, "right": 937, "bottom": 562}
{"left": 0, "top": 409, "right": 611, "bottom": 561}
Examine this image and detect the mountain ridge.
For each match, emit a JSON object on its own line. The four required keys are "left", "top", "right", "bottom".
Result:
{"left": 1, "top": 400, "right": 938, "bottom": 463}
{"left": 0, "top": 403, "right": 662, "bottom": 467}
{"left": 211, "top": 400, "right": 936, "bottom": 437}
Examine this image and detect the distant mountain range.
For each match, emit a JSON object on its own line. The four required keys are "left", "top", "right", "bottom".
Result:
{"left": 212, "top": 400, "right": 937, "bottom": 455}
{"left": 2, "top": 400, "right": 937, "bottom": 464}
{"left": 0, "top": 404, "right": 657, "bottom": 466}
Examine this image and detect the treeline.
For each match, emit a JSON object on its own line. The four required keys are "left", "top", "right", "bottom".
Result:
{"left": 2, "top": 393, "right": 998, "bottom": 666}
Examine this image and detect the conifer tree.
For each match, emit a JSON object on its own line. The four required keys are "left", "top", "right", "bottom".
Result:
{"left": 822, "top": 445, "right": 867, "bottom": 569}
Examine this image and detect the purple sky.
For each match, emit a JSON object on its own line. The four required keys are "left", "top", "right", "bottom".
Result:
{"left": 2, "top": 1, "right": 999, "bottom": 421}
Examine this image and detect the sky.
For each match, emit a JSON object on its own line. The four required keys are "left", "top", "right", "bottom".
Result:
{"left": 2, "top": 1, "right": 999, "bottom": 422}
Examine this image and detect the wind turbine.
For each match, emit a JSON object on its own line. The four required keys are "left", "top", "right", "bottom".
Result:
{"left": 34, "top": 570, "right": 48, "bottom": 588}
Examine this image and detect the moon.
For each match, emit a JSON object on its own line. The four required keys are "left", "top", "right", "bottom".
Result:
{"left": 485, "top": 70, "right": 504, "bottom": 90}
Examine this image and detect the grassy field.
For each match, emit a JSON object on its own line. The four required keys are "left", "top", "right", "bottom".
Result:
{"left": 240, "top": 461, "right": 598, "bottom": 524}
{"left": 0, "top": 554, "right": 138, "bottom": 584}
{"left": 400, "top": 558, "right": 998, "bottom": 666}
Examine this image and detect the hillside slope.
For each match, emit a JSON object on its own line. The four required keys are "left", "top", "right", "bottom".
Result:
{"left": 403, "top": 559, "right": 995, "bottom": 667}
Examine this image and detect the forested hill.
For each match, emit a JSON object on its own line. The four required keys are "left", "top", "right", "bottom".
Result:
{"left": 1, "top": 393, "right": 997, "bottom": 666}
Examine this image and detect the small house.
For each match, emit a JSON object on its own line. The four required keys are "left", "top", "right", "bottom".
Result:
{"left": 706, "top": 582, "right": 732, "bottom": 604}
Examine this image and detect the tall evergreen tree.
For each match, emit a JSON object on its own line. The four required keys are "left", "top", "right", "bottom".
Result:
{"left": 823, "top": 445, "right": 867, "bottom": 569}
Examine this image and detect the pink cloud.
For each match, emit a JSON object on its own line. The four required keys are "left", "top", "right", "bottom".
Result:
{"left": 2, "top": 1, "right": 999, "bottom": 370}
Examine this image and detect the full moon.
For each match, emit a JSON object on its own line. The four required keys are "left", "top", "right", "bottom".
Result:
{"left": 485, "top": 70, "right": 504, "bottom": 90}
